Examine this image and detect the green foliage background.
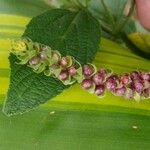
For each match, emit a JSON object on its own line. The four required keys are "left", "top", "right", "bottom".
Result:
{"left": 0, "top": 0, "right": 150, "bottom": 149}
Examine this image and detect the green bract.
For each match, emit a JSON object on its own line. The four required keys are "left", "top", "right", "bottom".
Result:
{"left": 10, "top": 38, "right": 150, "bottom": 102}
{"left": 10, "top": 38, "right": 87, "bottom": 85}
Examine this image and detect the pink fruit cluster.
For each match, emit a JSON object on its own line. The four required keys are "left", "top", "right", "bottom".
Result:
{"left": 11, "top": 38, "right": 150, "bottom": 101}
{"left": 81, "top": 64, "right": 150, "bottom": 100}
{"left": 29, "top": 51, "right": 79, "bottom": 84}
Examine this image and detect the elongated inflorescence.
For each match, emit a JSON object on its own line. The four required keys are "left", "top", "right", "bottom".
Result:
{"left": 11, "top": 38, "right": 150, "bottom": 101}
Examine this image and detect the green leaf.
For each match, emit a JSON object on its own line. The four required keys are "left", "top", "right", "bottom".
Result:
{"left": 3, "top": 9, "right": 101, "bottom": 115}
{"left": 23, "top": 9, "right": 101, "bottom": 65}
{"left": 89, "top": 0, "right": 128, "bottom": 25}
{"left": 90, "top": 0, "right": 127, "bottom": 21}
{"left": 89, "top": 0, "right": 136, "bottom": 38}
{"left": 3, "top": 55, "right": 68, "bottom": 116}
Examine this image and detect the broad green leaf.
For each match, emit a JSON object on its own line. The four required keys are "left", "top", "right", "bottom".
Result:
{"left": 3, "top": 55, "right": 68, "bottom": 115}
{"left": 3, "top": 9, "right": 101, "bottom": 115}
{"left": 23, "top": 9, "right": 101, "bottom": 64}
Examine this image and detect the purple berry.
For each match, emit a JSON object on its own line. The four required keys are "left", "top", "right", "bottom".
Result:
{"left": 98, "top": 68, "right": 108, "bottom": 76}
{"left": 141, "top": 72, "right": 150, "bottom": 81}
{"left": 106, "top": 79, "right": 117, "bottom": 91}
{"left": 114, "top": 87, "right": 126, "bottom": 96}
{"left": 109, "top": 75, "right": 118, "bottom": 80}
{"left": 29, "top": 56, "right": 40, "bottom": 65}
{"left": 60, "top": 57, "right": 70, "bottom": 67}
{"left": 81, "top": 79, "right": 93, "bottom": 89}
{"left": 92, "top": 69, "right": 108, "bottom": 85}
{"left": 105, "top": 75, "right": 118, "bottom": 91}
{"left": 59, "top": 70, "right": 69, "bottom": 81}
{"left": 92, "top": 73, "right": 104, "bottom": 85}
{"left": 68, "top": 66, "right": 77, "bottom": 76}
{"left": 83, "top": 64, "right": 94, "bottom": 77}
{"left": 133, "top": 80, "right": 144, "bottom": 93}
{"left": 95, "top": 85, "right": 105, "bottom": 96}
{"left": 120, "top": 74, "right": 131, "bottom": 85}
{"left": 131, "top": 71, "right": 141, "bottom": 80}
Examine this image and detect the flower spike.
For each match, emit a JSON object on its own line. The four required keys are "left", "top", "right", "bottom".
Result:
{"left": 10, "top": 38, "right": 150, "bottom": 101}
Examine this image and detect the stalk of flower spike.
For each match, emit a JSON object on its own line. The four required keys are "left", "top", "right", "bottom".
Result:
{"left": 10, "top": 38, "right": 150, "bottom": 101}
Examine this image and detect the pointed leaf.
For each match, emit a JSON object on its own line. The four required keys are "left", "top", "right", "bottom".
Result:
{"left": 3, "top": 9, "right": 101, "bottom": 115}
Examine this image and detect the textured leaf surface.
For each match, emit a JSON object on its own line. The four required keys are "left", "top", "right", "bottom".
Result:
{"left": 23, "top": 9, "right": 101, "bottom": 64}
{"left": 3, "top": 55, "right": 67, "bottom": 115}
{"left": 3, "top": 9, "right": 101, "bottom": 115}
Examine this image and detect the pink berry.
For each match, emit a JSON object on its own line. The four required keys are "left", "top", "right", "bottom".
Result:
{"left": 105, "top": 75, "right": 118, "bottom": 91}
{"left": 98, "top": 68, "right": 107, "bottom": 76}
{"left": 29, "top": 56, "right": 40, "bottom": 65}
{"left": 133, "top": 80, "right": 144, "bottom": 93}
{"left": 120, "top": 74, "right": 131, "bottom": 85}
{"left": 131, "top": 71, "right": 141, "bottom": 80}
{"left": 60, "top": 57, "right": 69, "bottom": 67}
{"left": 106, "top": 80, "right": 117, "bottom": 91}
{"left": 95, "top": 85, "right": 105, "bottom": 96}
{"left": 81, "top": 79, "right": 93, "bottom": 89}
{"left": 40, "top": 52, "right": 47, "bottom": 60}
{"left": 83, "top": 64, "right": 94, "bottom": 77}
{"left": 59, "top": 70, "right": 69, "bottom": 81}
{"left": 114, "top": 87, "right": 126, "bottom": 96}
{"left": 68, "top": 66, "right": 77, "bottom": 76}
{"left": 92, "top": 73, "right": 104, "bottom": 85}
{"left": 109, "top": 75, "right": 118, "bottom": 80}
{"left": 141, "top": 72, "right": 150, "bottom": 80}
